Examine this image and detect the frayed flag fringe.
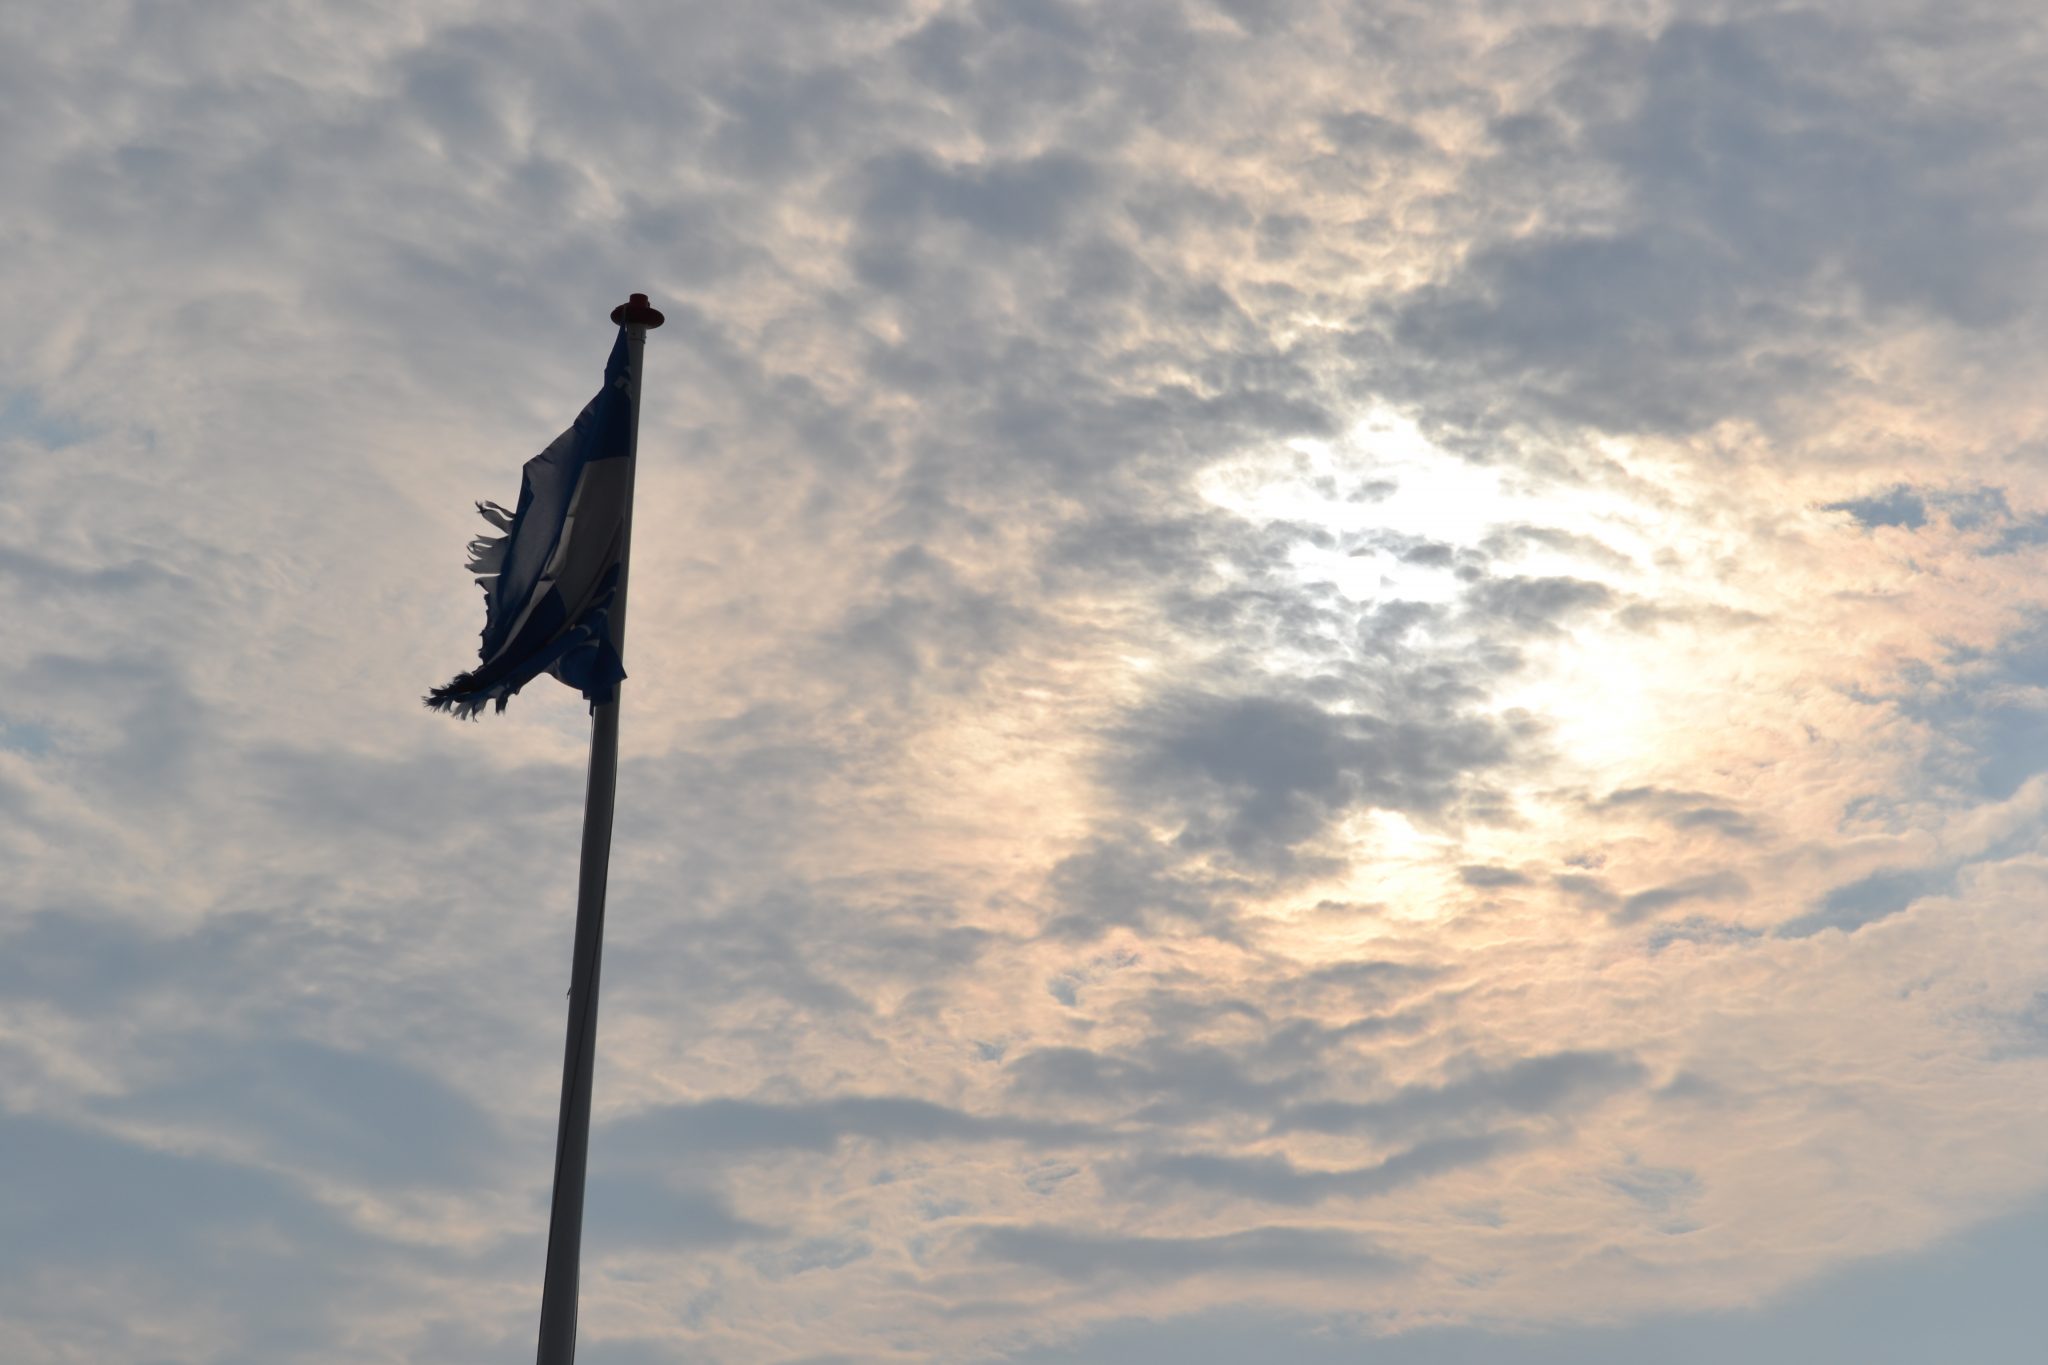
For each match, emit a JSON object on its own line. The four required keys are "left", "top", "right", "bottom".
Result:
{"left": 466, "top": 534, "right": 509, "bottom": 576}
{"left": 466, "top": 502, "right": 513, "bottom": 575}
{"left": 423, "top": 672, "right": 515, "bottom": 720}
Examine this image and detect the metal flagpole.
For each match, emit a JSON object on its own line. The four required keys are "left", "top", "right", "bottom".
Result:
{"left": 536, "top": 293, "right": 663, "bottom": 1365}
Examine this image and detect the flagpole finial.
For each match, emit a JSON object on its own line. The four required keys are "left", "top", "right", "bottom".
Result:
{"left": 610, "top": 293, "right": 665, "bottom": 328}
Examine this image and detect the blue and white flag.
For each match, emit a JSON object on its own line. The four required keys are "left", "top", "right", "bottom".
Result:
{"left": 427, "top": 330, "right": 635, "bottom": 718}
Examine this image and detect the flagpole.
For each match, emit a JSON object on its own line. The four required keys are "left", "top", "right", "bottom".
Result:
{"left": 536, "top": 293, "right": 663, "bottom": 1365}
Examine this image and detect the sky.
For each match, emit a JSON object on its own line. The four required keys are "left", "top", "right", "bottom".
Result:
{"left": 3, "top": 0, "right": 2048, "bottom": 1361}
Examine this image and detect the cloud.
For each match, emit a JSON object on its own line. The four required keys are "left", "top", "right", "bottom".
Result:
{"left": 603, "top": 1096, "right": 1104, "bottom": 1163}
{"left": 1042, "top": 830, "right": 1251, "bottom": 939}
{"left": 858, "top": 148, "right": 1101, "bottom": 251}
{"left": 8, "top": 0, "right": 2048, "bottom": 1360}
{"left": 1377, "top": 13, "right": 2044, "bottom": 434}
{"left": 1273, "top": 1051, "right": 1649, "bottom": 1141}
{"left": 1116, "top": 1131, "right": 1526, "bottom": 1207}
{"left": 1615, "top": 870, "right": 1751, "bottom": 926}
{"left": 1777, "top": 865, "right": 1956, "bottom": 939}
{"left": 585, "top": 1172, "right": 773, "bottom": 1250}
{"left": 970, "top": 1223, "right": 1405, "bottom": 1284}
{"left": 1593, "top": 787, "right": 1762, "bottom": 842}
{"left": 1466, "top": 576, "right": 1615, "bottom": 635}
{"left": 1114, "top": 691, "right": 1516, "bottom": 866}
{"left": 0, "top": 1111, "right": 386, "bottom": 1361}
{"left": 747, "top": 1232, "right": 874, "bottom": 1279}
{"left": 1822, "top": 486, "right": 1929, "bottom": 531}
{"left": 1460, "top": 864, "right": 1534, "bottom": 889}
{"left": 103, "top": 1036, "right": 508, "bottom": 1189}
{"left": 1006, "top": 1039, "right": 1305, "bottom": 1126}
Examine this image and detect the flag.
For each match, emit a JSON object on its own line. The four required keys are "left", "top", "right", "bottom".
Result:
{"left": 426, "top": 329, "right": 635, "bottom": 718}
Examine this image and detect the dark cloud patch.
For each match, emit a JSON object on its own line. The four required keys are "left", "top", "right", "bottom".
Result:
{"left": 1379, "top": 229, "right": 1802, "bottom": 435}
{"left": 1040, "top": 510, "right": 1334, "bottom": 614}
{"left": 1466, "top": 575, "right": 1614, "bottom": 634}
{"left": 250, "top": 743, "right": 578, "bottom": 843}
{"left": 1273, "top": 1050, "right": 1647, "bottom": 1142}
{"left": 1320, "top": 108, "right": 1430, "bottom": 158}
{"left": 0, "top": 386, "right": 91, "bottom": 448}
{"left": 0, "top": 906, "right": 523, "bottom": 1108}
{"left": 0, "top": 908, "right": 266, "bottom": 1011}
{"left": 1122, "top": 176, "right": 1257, "bottom": 239}
{"left": 1256, "top": 211, "right": 1313, "bottom": 261}
{"left": 1459, "top": 864, "right": 1532, "bottom": 889}
{"left": 1245, "top": 1007, "right": 1437, "bottom": 1070}
{"left": 1647, "top": 917, "right": 1764, "bottom": 953}
{"left": 1040, "top": 510, "right": 1223, "bottom": 584}
{"left": 832, "top": 553, "right": 1036, "bottom": 699}
{"left": 7, "top": 652, "right": 208, "bottom": 796}
{"left": 1114, "top": 691, "right": 1516, "bottom": 866}
{"left": 580, "top": 1342, "right": 714, "bottom": 1365}
{"left": 1598, "top": 17, "right": 2036, "bottom": 329}
{"left": 102, "top": 1037, "right": 507, "bottom": 1190}
{"left": 1556, "top": 872, "right": 1623, "bottom": 912}
{"left": 1594, "top": 787, "right": 1762, "bottom": 842}
{"left": 1897, "top": 617, "right": 2048, "bottom": 797}
{"left": 855, "top": 147, "right": 1100, "bottom": 269}
{"left": 894, "top": 0, "right": 1107, "bottom": 128}
{"left": 0, "top": 542, "right": 164, "bottom": 594}
{"left": 602, "top": 1096, "right": 1104, "bottom": 1164}
{"left": 0, "top": 1111, "right": 367, "bottom": 1269}
{"left": 1282, "top": 958, "right": 1442, "bottom": 1011}
{"left": 1131, "top": 987, "right": 1271, "bottom": 1036}
{"left": 1042, "top": 829, "right": 1252, "bottom": 939}
{"left": 1005, "top": 980, "right": 1440, "bottom": 1131}
{"left": 1934, "top": 485, "right": 2015, "bottom": 533}
{"left": 703, "top": 60, "right": 866, "bottom": 182}
{"left": 1391, "top": 539, "right": 1458, "bottom": 568}
{"left": 1987, "top": 516, "right": 2048, "bottom": 556}
{"left": 1555, "top": 866, "right": 1751, "bottom": 923}
{"left": 1604, "top": 1163, "right": 1703, "bottom": 1233}
{"left": 1347, "top": 527, "right": 1481, "bottom": 577}
{"left": 1822, "top": 485, "right": 1928, "bottom": 531}
{"left": 1161, "top": 581, "right": 1355, "bottom": 664}
{"left": 1006, "top": 1040, "right": 1306, "bottom": 1126}
{"left": 1614, "top": 870, "right": 1750, "bottom": 925}
{"left": 1777, "top": 865, "right": 1955, "bottom": 938}
{"left": 1379, "top": 14, "right": 2043, "bottom": 433}
{"left": 1479, "top": 524, "right": 1636, "bottom": 572}
{"left": 609, "top": 894, "right": 879, "bottom": 1024}
{"left": 585, "top": 1171, "right": 774, "bottom": 1250}
{"left": 971, "top": 1222, "right": 1404, "bottom": 1284}
{"left": 1124, "top": 693, "right": 1367, "bottom": 852}
{"left": 1215, "top": 0, "right": 1312, "bottom": 39}
{"left": 748, "top": 1232, "right": 875, "bottom": 1280}
{"left": 1118, "top": 1131, "right": 1523, "bottom": 1207}
{"left": 1990, "top": 992, "right": 2048, "bottom": 1058}
{"left": 1814, "top": 480, "right": 2048, "bottom": 544}
{"left": 0, "top": 1111, "right": 378, "bottom": 1358}
{"left": 1616, "top": 600, "right": 1771, "bottom": 634}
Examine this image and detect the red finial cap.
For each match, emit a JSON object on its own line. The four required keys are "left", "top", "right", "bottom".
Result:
{"left": 611, "top": 293, "right": 665, "bottom": 328}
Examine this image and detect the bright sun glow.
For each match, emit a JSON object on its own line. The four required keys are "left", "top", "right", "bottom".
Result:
{"left": 1197, "top": 407, "right": 1734, "bottom": 819}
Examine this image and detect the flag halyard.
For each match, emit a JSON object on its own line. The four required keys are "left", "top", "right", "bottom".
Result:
{"left": 427, "top": 329, "right": 636, "bottom": 718}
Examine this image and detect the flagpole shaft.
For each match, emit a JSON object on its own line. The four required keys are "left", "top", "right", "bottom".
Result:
{"left": 535, "top": 694, "right": 619, "bottom": 1365}
{"left": 537, "top": 312, "right": 650, "bottom": 1365}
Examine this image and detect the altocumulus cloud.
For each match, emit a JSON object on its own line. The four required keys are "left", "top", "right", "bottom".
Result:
{"left": 3, "top": 0, "right": 2048, "bottom": 1362}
